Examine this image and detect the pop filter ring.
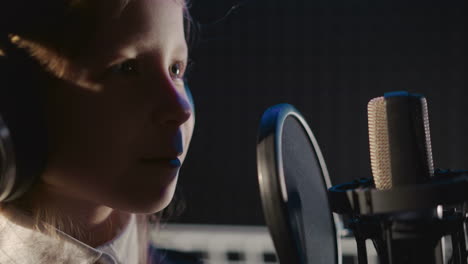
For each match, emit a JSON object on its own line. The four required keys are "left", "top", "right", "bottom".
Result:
{"left": 257, "top": 103, "right": 341, "bottom": 264}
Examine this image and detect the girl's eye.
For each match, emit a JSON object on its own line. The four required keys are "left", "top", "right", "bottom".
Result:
{"left": 108, "top": 59, "right": 139, "bottom": 75}
{"left": 169, "top": 62, "right": 184, "bottom": 79}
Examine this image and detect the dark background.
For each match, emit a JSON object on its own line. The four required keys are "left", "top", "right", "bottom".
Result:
{"left": 172, "top": 0, "right": 466, "bottom": 225}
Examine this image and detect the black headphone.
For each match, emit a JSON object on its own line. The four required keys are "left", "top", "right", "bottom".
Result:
{"left": 0, "top": 35, "right": 49, "bottom": 202}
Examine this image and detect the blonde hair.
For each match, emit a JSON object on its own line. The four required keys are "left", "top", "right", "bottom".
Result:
{"left": 0, "top": 1, "right": 193, "bottom": 263}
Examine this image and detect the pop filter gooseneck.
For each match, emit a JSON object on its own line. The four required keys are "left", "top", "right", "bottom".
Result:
{"left": 257, "top": 104, "right": 342, "bottom": 264}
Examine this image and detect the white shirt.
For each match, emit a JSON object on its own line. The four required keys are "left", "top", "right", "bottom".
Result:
{"left": 0, "top": 206, "right": 141, "bottom": 264}
{"left": 95, "top": 213, "right": 139, "bottom": 264}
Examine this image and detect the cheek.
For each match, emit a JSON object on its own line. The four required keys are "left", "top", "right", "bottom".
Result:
{"left": 181, "top": 115, "right": 195, "bottom": 161}
{"left": 187, "top": 114, "right": 195, "bottom": 140}
{"left": 42, "top": 120, "right": 144, "bottom": 202}
{"left": 45, "top": 89, "right": 149, "bottom": 187}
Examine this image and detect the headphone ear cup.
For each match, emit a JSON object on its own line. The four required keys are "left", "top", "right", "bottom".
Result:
{"left": 0, "top": 114, "right": 16, "bottom": 201}
{"left": 0, "top": 48, "right": 49, "bottom": 202}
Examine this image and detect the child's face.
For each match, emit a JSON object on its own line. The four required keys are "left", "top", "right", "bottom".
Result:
{"left": 41, "top": 0, "right": 194, "bottom": 213}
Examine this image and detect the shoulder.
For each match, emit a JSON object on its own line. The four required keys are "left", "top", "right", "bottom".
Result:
{"left": 0, "top": 206, "right": 102, "bottom": 264}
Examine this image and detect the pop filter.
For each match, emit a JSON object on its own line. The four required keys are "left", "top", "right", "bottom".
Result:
{"left": 257, "top": 104, "right": 341, "bottom": 264}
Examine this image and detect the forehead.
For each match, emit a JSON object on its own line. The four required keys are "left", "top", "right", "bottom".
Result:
{"left": 85, "top": 0, "right": 187, "bottom": 62}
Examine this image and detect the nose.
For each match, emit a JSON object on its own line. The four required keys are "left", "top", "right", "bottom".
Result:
{"left": 150, "top": 77, "right": 192, "bottom": 127}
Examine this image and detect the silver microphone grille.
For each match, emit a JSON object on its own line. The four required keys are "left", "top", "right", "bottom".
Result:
{"left": 368, "top": 94, "right": 434, "bottom": 191}
{"left": 421, "top": 98, "right": 435, "bottom": 177}
{"left": 368, "top": 97, "right": 392, "bottom": 190}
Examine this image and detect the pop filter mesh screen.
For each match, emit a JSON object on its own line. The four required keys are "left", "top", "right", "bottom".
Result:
{"left": 281, "top": 116, "right": 337, "bottom": 263}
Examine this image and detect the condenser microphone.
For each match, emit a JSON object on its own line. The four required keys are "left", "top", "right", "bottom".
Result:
{"left": 367, "top": 91, "right": 434, "bottom": 190}
{"left": 329, "top": 91, "right": 467, "bottom": 264}
{"left": 367, "top": 91, "right": 443, "bottom": 263}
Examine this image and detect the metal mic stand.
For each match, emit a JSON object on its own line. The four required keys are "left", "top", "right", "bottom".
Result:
{"left": 329, "top": 172, "right": 468, "bottom": 264}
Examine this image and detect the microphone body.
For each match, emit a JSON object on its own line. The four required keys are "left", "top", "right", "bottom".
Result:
{"left": 370, "top": 92, "right": 442, "bottom": 264}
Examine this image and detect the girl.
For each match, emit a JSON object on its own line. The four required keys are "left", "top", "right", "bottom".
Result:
{"left": 0, "top": 0, "right": 196, "bottom": 263}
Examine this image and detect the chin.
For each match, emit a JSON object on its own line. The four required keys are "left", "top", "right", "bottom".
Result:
{"left": 145, "top": 184, "right": 177, "bottom": 213}
{"left": 112, "top": 173, "right": 179, "bottom": 214}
